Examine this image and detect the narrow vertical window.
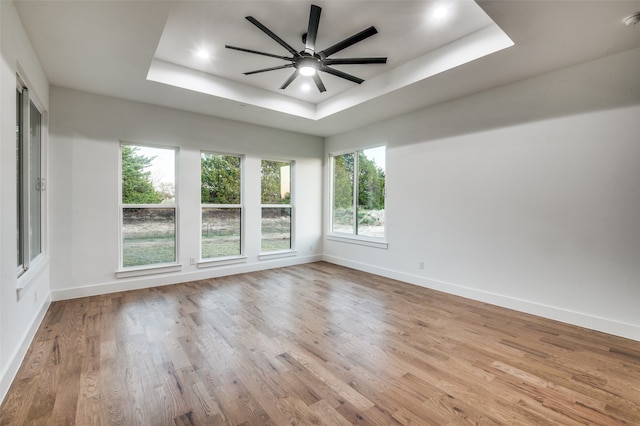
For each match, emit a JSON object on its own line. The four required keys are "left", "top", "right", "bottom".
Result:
{"left": 200, "top": 153, "right": 242, "bottom": 259}
{"left": 261, "top": 160, "right": 293, "bottom": 252}
{"left": 17, "top": 82, "right": 44, "bottom": 277}
{"left": 331, "top": 146, "right": 385, "bottom": 238}
{"left": 120, "top": 144, "right": 177, "bottom": 268}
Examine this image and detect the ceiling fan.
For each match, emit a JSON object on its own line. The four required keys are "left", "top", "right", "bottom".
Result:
{"left": 225, "top": 4, "right": 387, "bottom": 93}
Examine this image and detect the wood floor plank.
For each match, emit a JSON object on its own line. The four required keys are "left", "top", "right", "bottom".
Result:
{"left": 2, "top": 262, "right": 640, "bottom": 425}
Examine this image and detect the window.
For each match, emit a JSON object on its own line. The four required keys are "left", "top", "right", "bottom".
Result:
{"left": 261, "top": 160, "right": 293, "bottom": 252}
{"left": 200, "top": 153, "right": 242, "bottom": 259}
{"left": 17, "top": 88, "right": 23, "bottom": 270}
{"left": 17, "top": 82, "right": 44, "bottom": 277}
{"left": 331, "top": 146, "right": 385, "bottom": 238}
{"left": 120, "top": 143, "right": 177, "bottom": 268}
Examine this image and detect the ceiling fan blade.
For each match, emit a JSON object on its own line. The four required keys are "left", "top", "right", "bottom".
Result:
{"left": 312, "top": 73, "right": 326, "bottom": 93}
{"left": 280, "top": 71, "right": 299, "bottom": 89}
{"left": 324, "top": 57, "right": 387, "bottom": 65}
{"left": 319, "top": 26, "right": 378, "bottom": 58}
{"left": 320, "top": 66, "right": 364, "bottom": 84}
{"left": 225, "top": 45, "right": 293, "bottom": 61}
{"left": 245, "top": 64, "right": 294, "bottom": 75}
{"left": 305, "top": 5, "right": 322, "bottom": 54}
{"left": 246, "top": 16, "right": 299, "bottom": 56}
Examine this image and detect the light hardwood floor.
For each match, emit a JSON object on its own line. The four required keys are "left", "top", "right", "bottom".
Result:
{"left": 2, "top": 262, "right": 640, "bottom": 425}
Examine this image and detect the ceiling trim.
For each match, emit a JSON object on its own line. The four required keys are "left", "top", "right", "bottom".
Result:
{"left": 147, "top": 59, "right": 317, "bottom": 119}
{"left": 147, "top": 23, "right": 513, "bottom": 121}
{"left": 316, "top": 24, "right": 513, "bottom": 120}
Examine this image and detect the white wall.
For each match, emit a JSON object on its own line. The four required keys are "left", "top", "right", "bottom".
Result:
{"left": 0, "top": 0, "right": 51, "bottom": 402}
{"left": 324, "top": 47, "right": 640, "bottom": 341}
{"left": 49, "top": 87, "right": 323, "bottom": 299}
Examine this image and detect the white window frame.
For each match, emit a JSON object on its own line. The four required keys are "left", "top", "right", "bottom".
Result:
{"left": 259, "top": 158, "right": 295, "bottom": 259}
{"left": 16, "top": 74, "right": 48, "bottom": 293}
{"left": 117, "top": 142, "right": 180, "bottom": 277}
{"left": 328, "top": 146, "right": 388, "bottom": 249}
{"left": 198, "top": 151, "right": 246, "bottom": 268}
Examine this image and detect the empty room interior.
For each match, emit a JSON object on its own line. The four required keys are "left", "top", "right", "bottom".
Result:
{"left": 2, "top": 0, "right": 640, "bottom": 424}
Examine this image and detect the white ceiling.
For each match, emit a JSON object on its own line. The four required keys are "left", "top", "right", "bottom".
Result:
{"left": 153, "top": 1, "right": 497, "bottom": 104}
{"left": 147, "top": 0, "right": 512, "bottom": 121}
{"left": 15, "top": 0, "right": 640, "bottom": 137}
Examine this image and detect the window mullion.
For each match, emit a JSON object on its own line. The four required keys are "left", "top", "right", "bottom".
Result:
{"left": 261, "top": 204, "right": 292, "bottom": 208}
{"left": 202, "top": 204, "right": 242, "bottom": 209}
{"left": 121, "top": 203, "right": 176, "bottom": 209}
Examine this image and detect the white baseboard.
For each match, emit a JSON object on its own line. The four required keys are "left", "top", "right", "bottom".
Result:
{"left": 323, "top": 255, "right": 640, "bottom": 342}
{"left": 52, "top": 255, "right": 323, "bottom": 301}
{"left": 0, "top": 294, "right": 51, "bottom": 404}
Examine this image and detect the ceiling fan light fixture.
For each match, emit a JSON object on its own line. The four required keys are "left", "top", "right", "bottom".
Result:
{"left": 298, "top": 56, "right": 318, "bottom": 76}
{"left": 299, "top": 65, "right": 317, "bottom": 76}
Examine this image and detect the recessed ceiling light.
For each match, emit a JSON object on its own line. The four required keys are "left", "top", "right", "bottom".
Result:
{"left": 433, "top": 6, "right": 449, "bottom": 20}
{"left": 195, "top": 49, "right": 210, "bottom": 60}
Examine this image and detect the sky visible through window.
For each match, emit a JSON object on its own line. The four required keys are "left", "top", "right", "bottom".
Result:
{"left": 137, "top": 145, "right": 383, "bottom": 190}
{"left": 364, "top": 146, "right": 385, "bottom": 170}
{"left": 136, "top": 145, "right": 175, "bottom": 190}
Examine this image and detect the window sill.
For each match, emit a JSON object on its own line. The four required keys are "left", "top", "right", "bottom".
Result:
{"left": 116, "top": 263, "right": 182, "bottom": 279}
{"left": 259, "top": 250, "right": 297, "bottom": 261}
{"left": 327, "top": 234, "right": 388, "bottom": 249}
{"left": 197, "top": 256, "right": 247, "bottom": 269}
{"left": 17, "top": 255, "right": 49, "bottom": 300}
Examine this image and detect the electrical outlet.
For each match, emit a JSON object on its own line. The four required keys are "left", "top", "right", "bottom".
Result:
{"left": 189, "top": 257, "right": 196, "bottom": 265}
{"left": 418, "top": 261, "right": 424, "bottom": 270}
